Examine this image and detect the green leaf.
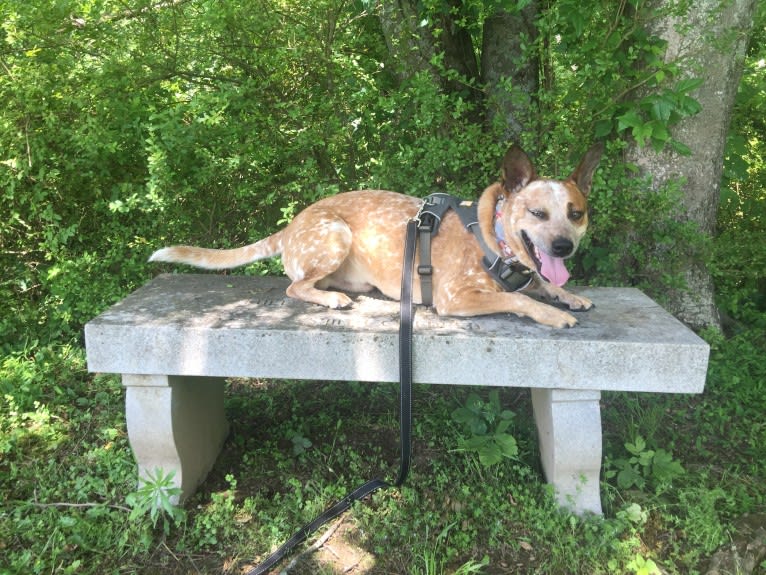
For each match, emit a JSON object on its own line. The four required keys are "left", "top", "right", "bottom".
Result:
{"left": 675, "top": 77, "right": 704, "bottom": 94}
{"left": 478, "top": 443, "right": 503, "bottom": 467}
{"left": 617, "top": 109, "right": 643, "bottom": 132}
{"left": 650, "top": 95, "right": 675, "bottom": 123}
{"left": 465, "top": 393, "right": 484, "bottom": 413}
{"left": 677, "top": 94, "right": 702, "bottom": 116}
{"left": 452, "top": 407, "right": 477, "bottom": 425}
{"left": 594, "top": 119, "right": 613, "bottom": 138}
{"left": 632, "top": 122, "right": 654, "bottom": 146}
{"left": 493, "top": 433, "right": 519, "bottom": 458}
{"left": 651, "top": 449, "right": 685, "bottom": 483}
{"left": 621, "top": 503, "right": 648, "bottom": 524}
{"left": 638, "top": 449, "right": 655, "bottom": 468}
{"left": 461, "top": 435, "right": 490, "bottom": 451}
{"left": 625, "top": 436, "right": 646, "bottom": 455}
{"left": 499, "top": 409, "right": 515, "bottom": 421}
{"left": 470, "top": 419, "right": 488, "bottom": 436}
{"left": 617, "top": 465, "right": 644, "bottom": 490}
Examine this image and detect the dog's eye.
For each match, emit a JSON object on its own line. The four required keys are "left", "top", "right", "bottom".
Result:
{"left": 569, "top": 210, "right": 584, "bottom": 221}
{"left": 528, "top": 208, "right": 548, "bottom": 220}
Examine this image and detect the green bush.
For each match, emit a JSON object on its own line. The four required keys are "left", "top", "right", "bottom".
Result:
{"left": 0, "top": 1, "right": 765, "bottom": 573}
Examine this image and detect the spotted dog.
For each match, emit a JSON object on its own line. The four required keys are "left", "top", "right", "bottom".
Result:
{"left": 150, "top": 144, "right": 602, "bottom": 327}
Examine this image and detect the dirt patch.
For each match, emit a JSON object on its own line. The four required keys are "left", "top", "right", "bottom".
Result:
{"left": 240, "top": 517, "right": 376, "bottom": 575}
{"left": 705, "top": 514, "right": 766, "bottom": 575}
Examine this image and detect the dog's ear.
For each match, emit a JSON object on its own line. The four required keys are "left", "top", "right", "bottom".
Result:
{"left": 569, "top": 142, "right": 604, "bottom": 197}
{"left": 501, "top": 145, "right": 536, "bottom": 194}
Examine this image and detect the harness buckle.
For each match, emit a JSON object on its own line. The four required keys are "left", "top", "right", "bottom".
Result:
{"left": 484, "top": 255, "right": 502, "bottom": 272}
{"left": 417, "top": 217, "right": 434, "bottom": 233}
{"left": 417, "top": 264, "right": 433, "bottom": 276}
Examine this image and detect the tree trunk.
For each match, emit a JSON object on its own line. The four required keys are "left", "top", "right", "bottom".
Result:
{"left": 480, "top": 2, "right": 539, "bottom": 141}
{"left": 378, "top": 0, "right": 439, "bottom": 83}
{"left": 379, "top": 1, "right": 540, "bottom": 138}
{"left": 625, "top": 0, "right": 756, "bottom": 330}
{"left": 378, "top": 0, "right": 479, "bottom": 89}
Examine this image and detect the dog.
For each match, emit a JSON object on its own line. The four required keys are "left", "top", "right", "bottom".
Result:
{"left": 150, "top": 144, "right": 602, "bottom": 328}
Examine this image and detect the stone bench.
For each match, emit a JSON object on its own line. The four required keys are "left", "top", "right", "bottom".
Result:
{"left": 84, "top": 273, "right": 709, "bottom": 515}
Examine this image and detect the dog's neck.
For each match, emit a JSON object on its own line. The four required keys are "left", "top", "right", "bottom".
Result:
{"left": 477, "top": 184, "right": 531, "bottom": 268}
{"left": 493, "top": 198, "right": 516, "bottom": 260}
{"left": 476, "top": 184, "right": 504, "bottom": 257}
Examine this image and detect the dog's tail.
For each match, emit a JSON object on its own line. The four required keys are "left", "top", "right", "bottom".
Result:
{"left": 149, "top": 231, "right": 283, "bottom": 270}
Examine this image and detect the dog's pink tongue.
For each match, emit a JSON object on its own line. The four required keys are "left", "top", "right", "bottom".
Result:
{"left": 539, "top": 252, "right": 570, "bottom": 287}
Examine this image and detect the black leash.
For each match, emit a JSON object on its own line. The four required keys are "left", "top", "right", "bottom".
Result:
{"left": 245, "top": 219, "right": 418, "bottom": 575}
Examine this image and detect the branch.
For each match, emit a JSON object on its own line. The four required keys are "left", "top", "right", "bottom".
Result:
{"left": 278, "top": 517, "right": 344, "bottom": 574}
{"left": 26, "top": 500, "right": 131, "bottom": 513}
{"left": 591, "top": 70, "right": 660, "bottom": 119}
{"left": 98, "top": 0, "right": 193, "bottom": 24}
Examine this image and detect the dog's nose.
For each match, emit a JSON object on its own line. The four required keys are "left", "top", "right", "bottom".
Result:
{"left": 551, "top": 237, "right": 574, "bottom": 257}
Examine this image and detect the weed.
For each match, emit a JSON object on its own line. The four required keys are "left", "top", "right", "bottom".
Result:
{"left": 288, "top": 429, "right": 313, "bottom": 457}
{"left": 605, "top": 435, "right": 685, "bottom": 491}
{"left": 451, "top": 390, "right": 519, "bottom": 467}
{"left": 412, "top": 523, "right": 490, "bottom": 574}
{"left": 184, "top": 474, "right": 240, "bottom": 548}
{"left": 125, "top": 468, "right": 186, "bottom": 534}
{"left": 626, "top": 553, "right": 662, "bottom": 575}
{"left": 676, "top": 485, "right": 730, "bottom": 554}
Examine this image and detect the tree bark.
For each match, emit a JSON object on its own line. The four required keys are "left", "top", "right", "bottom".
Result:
{"left": 625, "top": 0, "right": 756, "bottom": 330}
{"left": 480, "top": 2, "right": 539, "bottom": 141}
{"left": 437, "top": 0, "right": 480, "bottom": 92}
{"left": 378, "top": 0, "right": 479, "bottom": 91}
{"left": 378, "top": 0, "right": 440, "bottom": 83}
{"left": 378, "top": 0, "right": 539, "bottom": 138}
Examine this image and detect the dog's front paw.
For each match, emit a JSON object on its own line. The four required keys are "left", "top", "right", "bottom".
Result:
{"left": 532, "top": 282, "right": 593, "bottom": 312}
{"left": 562, "top": 292, "right": 592, "bottom": 311}
{"left": 531, "top": 305, "right": 579, "bottom": 328}
{"left": 545, "top": 309, "right": 579, "bottom": 328}
{"left": 324, "top": 291, "right": 354, "bottom": 309}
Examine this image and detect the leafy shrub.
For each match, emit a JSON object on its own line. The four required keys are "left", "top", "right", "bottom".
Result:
{"left": 573, "top": 143, "right": 707, "bottom": 302}
{"left": 713, "top": 27, "right": 766, "bottom": 327}
{"left": 605, "top": 435, "right": 685, "bottom": 492}
{"left": 452, "top": 390, "right": 519, "bottom": 467}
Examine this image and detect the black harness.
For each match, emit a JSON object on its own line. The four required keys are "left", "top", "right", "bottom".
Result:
{"left": 246, "top": 193, "right": 531, "bottom": 574}
{"left": 414, "top": 192, "right": 533, "bottom": 306}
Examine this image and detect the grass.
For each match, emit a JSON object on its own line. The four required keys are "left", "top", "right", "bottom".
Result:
{"left": 1, "top": 320, "right": 765, "bottom": 574}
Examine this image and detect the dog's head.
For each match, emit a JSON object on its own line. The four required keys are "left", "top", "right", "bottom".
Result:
{"left": 497, "top": 144, "right": 603, "bottom": 286}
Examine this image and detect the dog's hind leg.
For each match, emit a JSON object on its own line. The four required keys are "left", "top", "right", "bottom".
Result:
{"left": 281, "top": 211, "right": 356, "bottom": 309}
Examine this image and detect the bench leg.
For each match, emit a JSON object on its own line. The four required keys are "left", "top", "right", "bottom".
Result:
{"left": 122, "top": 375, "right": 229, "bottom": 503}
{"left": 531, "top": 389, "right": 603, "bottom": 515}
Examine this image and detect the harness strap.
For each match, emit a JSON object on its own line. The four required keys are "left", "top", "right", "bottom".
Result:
{"left": 415, "top": 193, "right": 533, "bottom": 304}
{"left": 415, "top": 193, "right": 453, "bottom": 307}
{"left": 245, "top": 219, "right": 418, "bottom": 575}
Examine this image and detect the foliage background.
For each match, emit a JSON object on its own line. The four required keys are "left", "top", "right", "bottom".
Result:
{"left": 1, "top": 0, "right": 765, "bottom": 574}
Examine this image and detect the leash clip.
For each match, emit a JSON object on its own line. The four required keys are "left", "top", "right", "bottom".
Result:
{"left": 415, "top": 193, "right": 454, "bottom": 231}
